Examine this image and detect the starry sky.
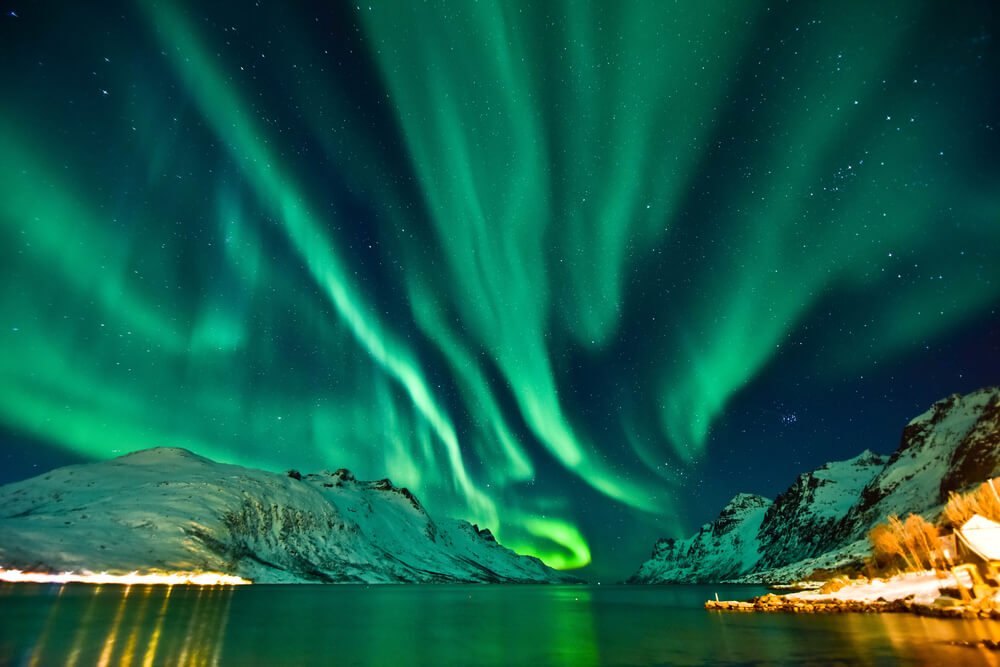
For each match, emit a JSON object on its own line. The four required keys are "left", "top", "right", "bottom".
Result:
{"left": 0, "top": 0, "right": 998, "bottom": 581}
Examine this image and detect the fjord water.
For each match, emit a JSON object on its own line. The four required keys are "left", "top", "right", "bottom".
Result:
{"left": 2, "top": 584, "right": 999, "bottom": 666}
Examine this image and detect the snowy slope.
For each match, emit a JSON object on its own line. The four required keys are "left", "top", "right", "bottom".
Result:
{"left": 0, "top": 448, "right": 578, "bottom": 584}
{"left": 628, "top": 493, "right": 771, "bottom": 583}
{"left": 832, "top": 387, "right": 1000, "bottom": 546}
{"left": 753, "top": 450, "right": 887, "bottom": 571}
{"left": 631, "top": 387, "right": 1000, "bottom": 584}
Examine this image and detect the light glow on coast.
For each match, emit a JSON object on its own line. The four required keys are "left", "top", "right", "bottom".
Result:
{"left": 0, "top": 568, "right": 250, "bottom": 586}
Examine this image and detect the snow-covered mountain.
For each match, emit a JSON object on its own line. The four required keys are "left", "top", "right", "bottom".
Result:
{"left": 0, "top": 448, "right": 579, "bottom": 584}
{"left": 629, "top": 493, "right": 770, "bottom": 584}
{"left": 831, "top": 387, "right": 1000, "bottom": 547}
{"left": 630, "top": 387, "right": 1000, "bottom": 583}
{"left": 753, "top": 450, "right": 887, "bottom": 572}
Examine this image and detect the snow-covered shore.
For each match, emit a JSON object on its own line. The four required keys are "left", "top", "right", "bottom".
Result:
{"left": 790, "top": 571, "right": 954, "bottom": 605}
{"left": 707, "top": 570, "right": 1000, "bottom": 620}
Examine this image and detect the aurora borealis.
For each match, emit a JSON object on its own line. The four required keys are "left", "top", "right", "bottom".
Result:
{"left": 0, "top": 1, "right": 998, "bottom": 579}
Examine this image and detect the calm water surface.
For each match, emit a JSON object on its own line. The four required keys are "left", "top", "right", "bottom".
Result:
{"left": 2, "top": 583, "right": 1000, "bottom": 666}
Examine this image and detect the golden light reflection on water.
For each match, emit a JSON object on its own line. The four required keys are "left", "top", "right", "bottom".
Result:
{"left": 65, "top": 584, "right": 106, "bottom": 667}
{"left": 707, "top": 595, "right": 1000, "bottom": 665}
{"left": 96, "top": 584, "right": 131, "bottom": 667}
{"left": 119, "top": 586, "right": 151, "bottom": 666}
{"left": 141, "top": 585, "right": 173, "bottom": 667}
{"left": 27, "top": 582, "right": 65, "bottom": 667}
{"left": 875, "top": 613, "right": 1000, "bottom": 667}
{"left": 176, "top": 585, "right": 206, "bottom": 667}
{"left": 10, "top": 583, "right": 237, "bottom": 666}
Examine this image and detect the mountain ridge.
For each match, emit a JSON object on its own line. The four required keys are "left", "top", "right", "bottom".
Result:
{"left": 0, "top": 447, "right": 579, "bottom": 584}
{"left": 630, "top": 386, "right": 1000, "bottom": 584}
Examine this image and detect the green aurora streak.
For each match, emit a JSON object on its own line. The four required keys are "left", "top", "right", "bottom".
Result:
{"left": 0, "top": 0, "right": 997, "bottom": 572}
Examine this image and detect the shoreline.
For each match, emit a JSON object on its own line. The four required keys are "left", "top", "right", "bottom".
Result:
{"left": 706, "top": 571, "right": 1000, "bottom": 620}
{"left": 706, "top": 594, "right": 1000, "bottom": 619}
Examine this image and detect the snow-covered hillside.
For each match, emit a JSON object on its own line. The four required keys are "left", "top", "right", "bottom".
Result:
{"left": 627, "top": 452, "right": 884, "bottom": 584}
{"left": 832, "top": 387, "right": 1000, "bottom": 546}
{"left": 631, "top": 387, "right": 1000, "bottom": 584}
{"left": 0, "top": 448, "right": 578, "bottom": 584}
{"left": 628, "top": 493, "right": 770, "bottom": 584}
{"left": 753, "top": 450, "right": 887, "bottom": 572}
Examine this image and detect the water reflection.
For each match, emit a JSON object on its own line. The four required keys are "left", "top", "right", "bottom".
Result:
{"left": 3, "top": 583, "right": 234, "bottom": 666}
{"left": 3, "top": 584, "right": 1000, "bottom": 665}
{"left": 704, "top": 601, "right": 1000, "bottom": 666}
{"left": 218, "top": 584, "right": 601, "bottom": 665}
{"left": 877, "top": 613, "right": 1000, "bottom": 667}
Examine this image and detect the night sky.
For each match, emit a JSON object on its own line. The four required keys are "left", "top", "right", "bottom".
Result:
{"left": 0, "top": 1, "right": 998, "bottom": 581}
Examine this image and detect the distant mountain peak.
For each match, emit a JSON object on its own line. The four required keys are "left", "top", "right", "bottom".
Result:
{"left": 724, "top": 493, "right": 772, "bottom": 509}
{"left": 116, "top": 446, "right": 212, "bottom": 463}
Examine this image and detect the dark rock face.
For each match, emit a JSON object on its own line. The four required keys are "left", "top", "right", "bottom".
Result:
{"left": 397, "top": 487, "right": 425, "bottom": 513}
{"left": 471, "top": 524, "right": 497, "bottom": 543}
{"left": 631, "top": 387, "right": 1000, "bottom": 584}
{"left": 754, "top": 451, "right": 887, "bottom": 571}
{"left": 361, "top": 477, "right": 428, "bottom": 514}
{"left": 330, "top": 468, "right": 355, "bottom": 482}
{"left": 941, "top": 392, "right": 1000, "bottom": 497}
